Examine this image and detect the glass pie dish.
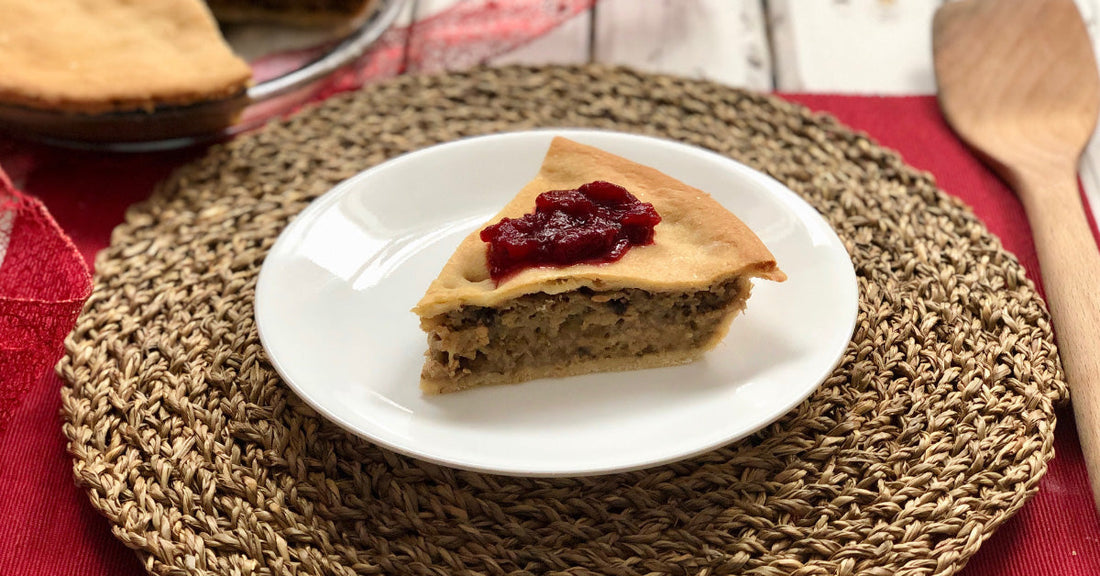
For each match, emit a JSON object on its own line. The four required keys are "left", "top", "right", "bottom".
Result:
{"left": 0, "top": 0, "right": 407, "bottom": 151}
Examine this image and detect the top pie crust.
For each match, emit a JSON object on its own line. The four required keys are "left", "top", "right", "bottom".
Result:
{"left": 414, "top": 137, "right": 786, "bottom": 318}
{"left": 0, "top": 0, "right": 252, "bottom": 114}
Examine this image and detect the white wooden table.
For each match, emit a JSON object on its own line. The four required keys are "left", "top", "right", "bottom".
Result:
{"left": 402, "top": 0, "right": 1100, "bottom": 220}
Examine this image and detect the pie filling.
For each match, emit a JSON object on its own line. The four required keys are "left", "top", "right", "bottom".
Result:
{"left": 480, "top": 180, "right": 661, "bottom": 281}
{"left": 419, "top": 277, "right": 752, "bottom": 394}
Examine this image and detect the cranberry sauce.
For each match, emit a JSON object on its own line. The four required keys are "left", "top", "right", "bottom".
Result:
{"left": 479, "top": 180, "right": 661, "bottom": 281}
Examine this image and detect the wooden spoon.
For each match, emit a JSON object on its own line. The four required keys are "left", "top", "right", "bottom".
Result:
{"left": 933, "top": 0, "right": 1100, "bottom": 512}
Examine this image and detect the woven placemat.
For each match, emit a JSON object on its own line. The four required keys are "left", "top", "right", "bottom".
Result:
{"left": 60, "top": 65, "right": 1066, "bottom": 576}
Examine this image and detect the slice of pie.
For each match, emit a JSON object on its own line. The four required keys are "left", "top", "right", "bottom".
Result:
{"left": 0, "top": 0, "right": 253, "bottom": 114}
{"left": 413, "top": 137, "right": 786, "bottom": 395}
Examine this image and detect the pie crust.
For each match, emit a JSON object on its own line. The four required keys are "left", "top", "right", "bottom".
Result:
{"left": 416, "top": 137, "right": 786, "bottom": 317}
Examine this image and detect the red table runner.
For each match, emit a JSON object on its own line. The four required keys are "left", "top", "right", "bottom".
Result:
{"left": 1, "top": 93, "right": 1098, "bottom": 576}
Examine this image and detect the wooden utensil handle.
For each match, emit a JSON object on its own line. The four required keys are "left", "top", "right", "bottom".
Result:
{"left": 1019, "top": 170, "right": 1100, "bottom": 512}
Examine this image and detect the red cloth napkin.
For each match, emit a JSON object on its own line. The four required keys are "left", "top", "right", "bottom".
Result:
{"left": 0, "top": 168, "right": 91, "bottom": 434}
{"left": 1, "top": 95, "right": 1098, "bottom": 576}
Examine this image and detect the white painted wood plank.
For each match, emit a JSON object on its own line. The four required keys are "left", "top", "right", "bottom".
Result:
{"left": 1072, "top": 0, "right": 1100, "bottom": 226}
{"left": 0, "top": 210, "right": 13, "bottom": 272}
{"left": 489, "top": 10, "right": 591, "bottom": 66}
{"left": 767, "top": 0, "right": 941, "bottom": 94}
{"left": 593, "top": 0, "right": 772, "bottom": 91}
{"left": 395, "top": 0, "right": 418, "bottom": 27}
{"left": 410, "top": 0, "right": 591, "bottom": 70}
{"left": 770, "top": 0, "right": 1100, "bottom": 235}
{"left": 766, "top": 0, "right": 799, "bottom": 91}
{"left": 1080, "top": 143, "right": 1100, "bottom": 227}
{"left": 412, "top": 0, "right": 457, "bottom": 18}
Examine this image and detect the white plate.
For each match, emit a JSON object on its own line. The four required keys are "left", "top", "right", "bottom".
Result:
{"left": 255, "top": 129, "right": 858, "bottom": 477}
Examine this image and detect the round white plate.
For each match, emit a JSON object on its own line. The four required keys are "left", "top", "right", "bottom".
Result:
{"left": 255, "top": 129, "right": 859, "bottom": 477}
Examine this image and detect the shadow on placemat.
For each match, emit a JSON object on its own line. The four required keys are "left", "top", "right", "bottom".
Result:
{"left": 59, "top": 65, "right": 1064, "bottom": 576}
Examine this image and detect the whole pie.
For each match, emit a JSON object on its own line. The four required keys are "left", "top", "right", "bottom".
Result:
{"left": 414, "top": 137, "right": 786, "bottom": 394}
{"left": 0, "top": 0, "right": 375, "bottom": 116}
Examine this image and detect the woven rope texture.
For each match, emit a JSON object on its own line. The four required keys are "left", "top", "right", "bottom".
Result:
{"left": 60, "top": 65, "right": 1066, "bottom": 576}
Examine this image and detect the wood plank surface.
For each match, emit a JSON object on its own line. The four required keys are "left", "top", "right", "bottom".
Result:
{"left": 411, "top": 0, "right": 590, "bottom": 69}
{"left": 592, "top": 0, "right": 772, "bottom": 91}
{"left": 407, "top": 0, "right": 1100, "bottom": 223}
{"left": 490, "top": 10, "right": 591, "bottom": 66}
{"left": 767, "top": 0, "right": 941, "bottom": 94}
{"left": 1073, "top": 0, "right": 1100, "bottom": 222}
{"left": 0, "top": 210, "right": 13, "bottom": 270}
{"left": 770, "top": 0, "right": 1100, "bottom": 224}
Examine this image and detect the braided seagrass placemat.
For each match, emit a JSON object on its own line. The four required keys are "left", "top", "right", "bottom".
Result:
{"left": 60, "top": 65, "right": 1066, "bottom": 576}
